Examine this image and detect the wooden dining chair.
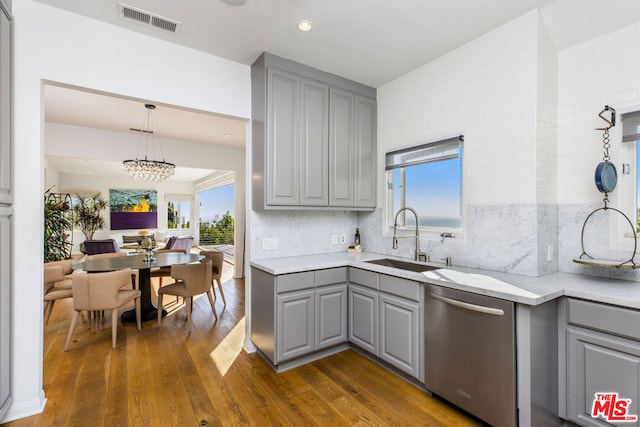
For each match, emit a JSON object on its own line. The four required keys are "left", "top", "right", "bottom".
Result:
{"left": 157, "top": 259, "right": 216, "bottom": 331}
{"left": 64, "top": 268, "right": 141, "bottom": 351}
{"left": 199, "top": 250, "right": 226, "bottom": 306}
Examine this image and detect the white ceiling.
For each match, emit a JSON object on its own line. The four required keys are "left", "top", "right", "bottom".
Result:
{"left": 40, "top": 0, "right": 640, "bottom": 180}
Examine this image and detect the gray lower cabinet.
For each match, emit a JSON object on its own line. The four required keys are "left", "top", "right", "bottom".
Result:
{"left": 348, "top": 268, "right": 424, "bottom": 381}
{"left": 0, "top": 208, "right": 11, "bottom": 420}
{"left": 563, "top": 298, "right": 640, "bottom": 427}
{"left": 348, "top": 285, "right": 378, "bottom": 354}
{"left": 379, "top": 293, "right": 420, "bottom": 379}
{"left": 251, "top": 52, "right": 376, "bottom": 210}
{"left": 251, "top": 267, "right": 348, "bottom": 366}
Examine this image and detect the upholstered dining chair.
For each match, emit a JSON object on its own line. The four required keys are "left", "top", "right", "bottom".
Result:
{"left": 64, "top": 268, "right": 141, "bottom": 351}
{"left": 199, "top": 250, "right": 226, "bottom": 306}
{"left": 84, "top": 252, "right": 137, "bottom": 289}
{"left": 150, "top": 249, "right": 187, "bottom": 290}
{"left": 44, "top": 258, "right": 74, "bottom": 290}
{"left": 157, "top": 259, "right": 216, "bottom": 331}
{"left": 44, "top": 265, "right": 74, "bottom": 325}
{"left": 156, "top": 236, "right": 193, "bottom": 253}
{"left": 83, "top": 239, "right": 122, "bottom": 255}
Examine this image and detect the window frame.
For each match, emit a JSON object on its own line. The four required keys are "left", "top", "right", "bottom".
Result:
{"left": 384, "top": 135, "right": 464, "bottom": 235}
{"left": 165, "top": 194, "right": 193, "bottom": 230}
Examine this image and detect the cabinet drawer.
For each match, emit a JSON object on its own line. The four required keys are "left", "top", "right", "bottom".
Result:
{"left": 567, "top": 298, "right": 640, "bottom": 341}
{"left": 379, "top": 274, "right": 421, "bottom": 301}
{"left": 349, "top": 268, "right": 379, "bottom": 289}
{"left": 276, "top": 271, "right": 315, "bottom": 293}
{"left": 315, "top": 267, "right": 347, "bottom": 286}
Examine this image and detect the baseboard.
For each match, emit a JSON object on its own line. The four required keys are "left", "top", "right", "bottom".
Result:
{"left": 0, "top": 390, "right": 47, "bottom": 423}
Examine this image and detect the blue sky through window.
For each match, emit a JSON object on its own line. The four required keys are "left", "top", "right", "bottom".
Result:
{"left": 199, "top": 184, "right": 235, "bottom": 223}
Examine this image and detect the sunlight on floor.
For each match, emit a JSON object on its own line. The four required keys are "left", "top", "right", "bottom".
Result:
{"left": 209, "top": 316, "right": 245, "bottom": 376}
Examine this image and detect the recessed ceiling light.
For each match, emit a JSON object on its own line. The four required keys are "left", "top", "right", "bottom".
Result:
{"left": 221, "top": 0, "right": 247, "bottom": 5}
{"left": 224, "top": 133, "right": 232, "bottom": 137}
{"left": 297, "top": 19, "right": 313, "bottom": 32}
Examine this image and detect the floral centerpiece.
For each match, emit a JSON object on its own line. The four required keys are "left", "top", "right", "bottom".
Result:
{"left": 138, "top": 230, "right": 155, "bottom": 261}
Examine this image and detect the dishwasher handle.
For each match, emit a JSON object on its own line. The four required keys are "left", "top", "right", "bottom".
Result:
{"left": 430, "top": 292, "right": 504, "bottom": 316}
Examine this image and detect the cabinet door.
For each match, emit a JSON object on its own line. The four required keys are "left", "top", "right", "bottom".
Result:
{"left": 0, "top": 209, "right": 11, "bottom": 419}
{"left": 354, "top": 96, "right": 376, "bottom": 208}
{"left": 315, "top": 284, "right": 347, "bottom": 350}
{"left": 567, "top": 327, "right": 640, "bottom": 427}
{"left": 379, "top": 293, "right": 420, "bottom": 379}
{"left": 0, "top": 6, "right": 11, "bottom": 204}
{"left": 348, "top": 285, "right": 378, "bottom": 354}
{"left": 276, "top": 289, "right": 314, "bottom": 362}
{"left": 300, "top": 79, "right": 329, "bottom": 206}
{"left": 266, "top": 69, "right": 300, "bottom": 205}
{"left": 329, "top": 88, "right": 354, "bottom": 206}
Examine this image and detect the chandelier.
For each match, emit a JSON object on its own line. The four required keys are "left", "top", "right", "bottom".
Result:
{"left": 123, "top": 103, "right": 176, "bottom": 182}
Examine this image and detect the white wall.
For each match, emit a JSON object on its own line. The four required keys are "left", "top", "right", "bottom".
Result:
{"left": 363, "top": 10, "right": 558, "bottom": 276}
{"left": 7, "top": 0, "right": 250, "bottom": 421}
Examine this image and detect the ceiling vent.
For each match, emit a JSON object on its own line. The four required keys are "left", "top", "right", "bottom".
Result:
{"left": 118, "top": 3, "right": 181, "bottom": 34}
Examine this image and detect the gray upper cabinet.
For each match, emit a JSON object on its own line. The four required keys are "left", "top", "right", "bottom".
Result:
{"left": 252, "top": 52, "right": 376, "bottom": 210}
{"left": 0, "top": 3, "right": 11, "bottom": 205}
{"left": 300, "top": 78, "right": 329, "bottom": 206}
{"left": 266, "top": 69, "right": 300, "bottom": 205}
{"left": 329, "top": 88, "right": 354, "bottom": 206}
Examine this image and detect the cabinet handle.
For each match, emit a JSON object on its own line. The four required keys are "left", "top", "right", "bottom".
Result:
{"left": 430, "top": 293, "right": 504, "bottom": 316}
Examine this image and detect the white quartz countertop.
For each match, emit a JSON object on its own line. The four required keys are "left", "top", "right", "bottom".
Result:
{"left": 249, "top": 251, "right": 640, "bottom": 309}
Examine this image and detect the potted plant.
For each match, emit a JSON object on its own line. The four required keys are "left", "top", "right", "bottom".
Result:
{"left": 44, "top": 191, "right": 73, "bottom": 262}
{"left": 73, "top": 193, "right": 108, "bottom": 241}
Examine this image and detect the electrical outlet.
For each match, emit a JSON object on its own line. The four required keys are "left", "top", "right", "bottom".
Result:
{"left": 262, "top": 238, "right": 278, "bottom": 250}
{"left": 547, "top": 244, "right": 553, "bottom": 261}
{"left": 340, "top": 234, "right": 346, "bottom": 244}
{"left": 331, "top": 234, "right": 338, "bottom": 245}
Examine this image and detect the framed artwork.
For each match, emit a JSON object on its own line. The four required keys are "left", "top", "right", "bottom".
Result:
{"left": 109, "top": 189, "right": 158, "bottom": 230}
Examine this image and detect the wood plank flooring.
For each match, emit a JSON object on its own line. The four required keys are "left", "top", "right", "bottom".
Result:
{"left": 3, "top": 262, "right": 481, "bottom": 426}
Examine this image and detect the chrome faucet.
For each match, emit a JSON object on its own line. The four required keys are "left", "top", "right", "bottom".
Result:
{"left": 393, "top": 207, "right": 427, "bottom": 262}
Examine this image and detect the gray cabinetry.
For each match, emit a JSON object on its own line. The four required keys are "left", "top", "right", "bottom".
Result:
{"left": 0, "top": 0, "right": 11, "bottom": 420}
{"left": 277, "top": 289, "right": 315, "bottom": 361}
{"left": 0, "top": 208, "right": 11, "bottom": 420}
{"left": 252, "top": 52, "right": 376, "bottom": 210}
{"left": 328, "top": 89, "right": 376, "bottom": 208}
{"left": 348, "top": 268, "right": 424, "bottom": 381}
{"left": 379, "top": 293, "right": 420, "bottom": 379}
{"left": 563, "top": 298, "right": 640, "bottom": 427}
{"left": 251, "top": 267, "right": 348, "bottom": 366}
{"left": 315, "top": 284, "right": 347, "bottom": 349}
{"left": 266, "top": 69, "right": 300, "bottom": 206}
{"left": 0, "top": 3, "right": 11, "bottom": 205}
{"left": 348, "top": 284, "right": 378, "bottom": 354}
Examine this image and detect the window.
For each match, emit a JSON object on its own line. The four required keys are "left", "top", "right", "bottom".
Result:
{"left": 167, "top": 200, "right": 191, "bottom": 229}
{"left": 621, "top": 111, "right": 640, "bottom": 232}
{"left": 386, "top": 135, "right": 463, "bottom": 232}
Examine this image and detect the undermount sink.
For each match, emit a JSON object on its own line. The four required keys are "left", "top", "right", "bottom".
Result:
{"left": 364, "top": 258, "right": 438, "bottom": 272}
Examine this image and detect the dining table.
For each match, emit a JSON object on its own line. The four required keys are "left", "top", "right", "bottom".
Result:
{"left": 72, "top": 252, "right": 203, "bottom": 322}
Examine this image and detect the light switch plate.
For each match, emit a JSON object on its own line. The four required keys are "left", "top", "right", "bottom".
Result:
{"left": 340, "top": 234, "right": 346, "bottom": 244}
{"left": 262, "top": 238, "right": 278, "bottom": 250}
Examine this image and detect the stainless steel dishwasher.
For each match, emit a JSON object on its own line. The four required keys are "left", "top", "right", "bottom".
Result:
{"left": 425, "top": 284, "right": 515, "bottom": 427}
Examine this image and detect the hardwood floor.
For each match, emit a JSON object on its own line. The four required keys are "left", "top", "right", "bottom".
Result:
{"left": 4, "top": 263, "right": 481, "bottom": 426}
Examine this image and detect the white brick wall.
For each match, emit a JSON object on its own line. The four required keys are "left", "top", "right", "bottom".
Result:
{"left": 378, "top": 10, "right": 542, "bottom": 206}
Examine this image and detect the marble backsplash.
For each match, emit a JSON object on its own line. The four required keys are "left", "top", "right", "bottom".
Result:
{"left": 249, "top": 202, "right": 640, "bottom": 281}
{"left": 250, "top": 209, "right": 359, "bottom": 260}
{"left": 558, "top": 203, "right": 640, "bottom": 281}
{"left": 358, "top": 204, "right": 558, "bottom": 277}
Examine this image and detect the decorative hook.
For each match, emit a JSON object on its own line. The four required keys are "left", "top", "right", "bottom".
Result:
{"left": 596, "top": 105, "right": 616, "bottom": 130}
